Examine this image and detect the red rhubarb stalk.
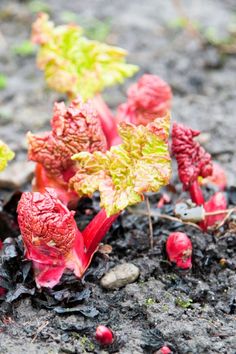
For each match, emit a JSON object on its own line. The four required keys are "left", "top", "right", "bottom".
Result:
{"left": 189, "top": 180, "right": 205, "bottom": 206}
{"left": 82, "top": 208, "right": 120, "bottom": 257}
{"left": 92, "top": 94, "right": 121, "bottom": 147}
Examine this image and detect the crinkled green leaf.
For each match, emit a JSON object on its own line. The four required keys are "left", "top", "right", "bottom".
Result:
{"left": 32, "top": 13, "right": 139, "bottom": 100}
{"left": 70, "top": 114, "right": 171, "bottom": 216}
{"left": 0, "top": 140, "right": 15, "bottom": 172}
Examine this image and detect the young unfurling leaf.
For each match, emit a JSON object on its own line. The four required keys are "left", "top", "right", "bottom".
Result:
{"left": 32, "top": 13, "right": 138, "bottom": 100}
{"left": 70, "top": 114, "right": 171, "bottom": 216}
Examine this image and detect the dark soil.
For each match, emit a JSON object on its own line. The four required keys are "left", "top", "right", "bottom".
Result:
{"left": 0, "top": 0, "right": 236, "bottom": 353}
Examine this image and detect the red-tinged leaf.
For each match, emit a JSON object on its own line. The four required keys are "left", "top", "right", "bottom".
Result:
{"left": 33, "top": 261, "right": 66, "bottom": 288}
{"left": 28, "top": 97, "right": 107, "bottom": 180}
{"left": 17, "top": 188, "right": 78, "bottom": 256}
{"left": 116, "top": 74, "right": 172, "bottom": 125}
{"left": 166, "top": 232, "right": 192, "bottom": 269}
{"left": 172, "top": 123, "right": 213, "bottom": 190}
{"left": 204, "top": 192, "right": 227, "bottom": 228}
{"left": 17, "top": 189, "right": 85, "bottom": 287}
{"left": 17, "top": 189, "right": 118, "bottom": 288}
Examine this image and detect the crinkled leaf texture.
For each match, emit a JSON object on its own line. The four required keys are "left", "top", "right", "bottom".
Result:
{"left": 17, "top": 188, "right": 87, "bottom": 288}
{"left": 0, "top": 140, "right": 15, "bottom": 172}
{"left": 117, "top": 74, "right": 172, "bottom": 125}
{"left": 70, "top": 114, "right": 171, "bottom": 216}
{"left": 172, "top": 122, "right": 213, "bottom": 189}
{"left": 32, "top": 13, "right": 139, "bottom": 100}
{"left": 28, "top": 97, "right": 107, "bottom": 180}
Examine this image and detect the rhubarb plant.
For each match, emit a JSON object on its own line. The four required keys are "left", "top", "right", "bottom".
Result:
{"left": 27, "top": 97, "right": 107, "bottom": 205}
{"left": 18, "top": 114, "right": 171, "bottom": 288}
{"left": 172, "top": 122, "right": 227, "bottom": 229}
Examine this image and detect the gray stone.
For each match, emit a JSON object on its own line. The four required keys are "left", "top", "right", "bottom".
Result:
{"left": 100, "top": 263, "right": 140, "bottom": 290}
{"left": 0, "top": 161, "right": 34, "bottom": 188}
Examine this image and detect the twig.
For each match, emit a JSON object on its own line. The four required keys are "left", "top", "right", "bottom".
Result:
{"left": 145, "top": 196, "right": 154, "bottom": 249}
{"left": 31, "top": 321, "right": 49, "bottom": 343}
{"left": 128, "top": 206, "right": 236, "bottom": 232}
{"left": 211, "top": 207, "right": 236, "bottom": 231}
{"left": 128, "top": 207, "right": 202, "bottom": 230}
{"left": 205, "top": 208, "right": 236, "bottom": 216}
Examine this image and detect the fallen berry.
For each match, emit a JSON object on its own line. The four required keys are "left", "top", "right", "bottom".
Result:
{"left": 160, "top": 346, "right": 172, "bottom": 354}
{"left": 95, "top": 325, "right": 114, "bottom": 345}
{"left": 166, "top": 232, "right": 192, "bottom": 269}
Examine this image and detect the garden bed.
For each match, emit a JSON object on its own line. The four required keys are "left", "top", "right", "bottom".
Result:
{"left": 0, "top": 1, "right": 236, "bottom": 353}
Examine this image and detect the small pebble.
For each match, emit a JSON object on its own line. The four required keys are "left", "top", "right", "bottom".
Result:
{"left": 100, "top": 263, "right": 140, "bottom": 289}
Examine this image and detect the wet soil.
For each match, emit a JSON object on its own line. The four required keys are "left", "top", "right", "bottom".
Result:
{"left": 0, "top": 0, "right": 236, "bottom": 353}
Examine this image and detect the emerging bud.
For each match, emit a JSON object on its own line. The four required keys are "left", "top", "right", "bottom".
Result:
{"left": 116, "top": 74, "right": 172, "bottom": 125}
{"left": 172, "top": 123, "right": 213, "bottom": 190}
{"left": 95, "top": 325, "right": 114, "bottom": 346}
{"left": 17, "top": 189, "right": 119, "bottom": 288}
{"left": 166, "top": 232, "right": 192, "bottom": 269}
{"left": 17, "top": 188, "right": 86, "bottom": 288}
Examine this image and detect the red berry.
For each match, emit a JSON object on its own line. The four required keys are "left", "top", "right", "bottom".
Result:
{"left": 95, "top": 325, "right": 113, "bottom": 345}
{"left": 160, "top": 346, "right": 172, "bottom": 354}
{"left": 166, "top": 232, "right": 192, "bottom": 269}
